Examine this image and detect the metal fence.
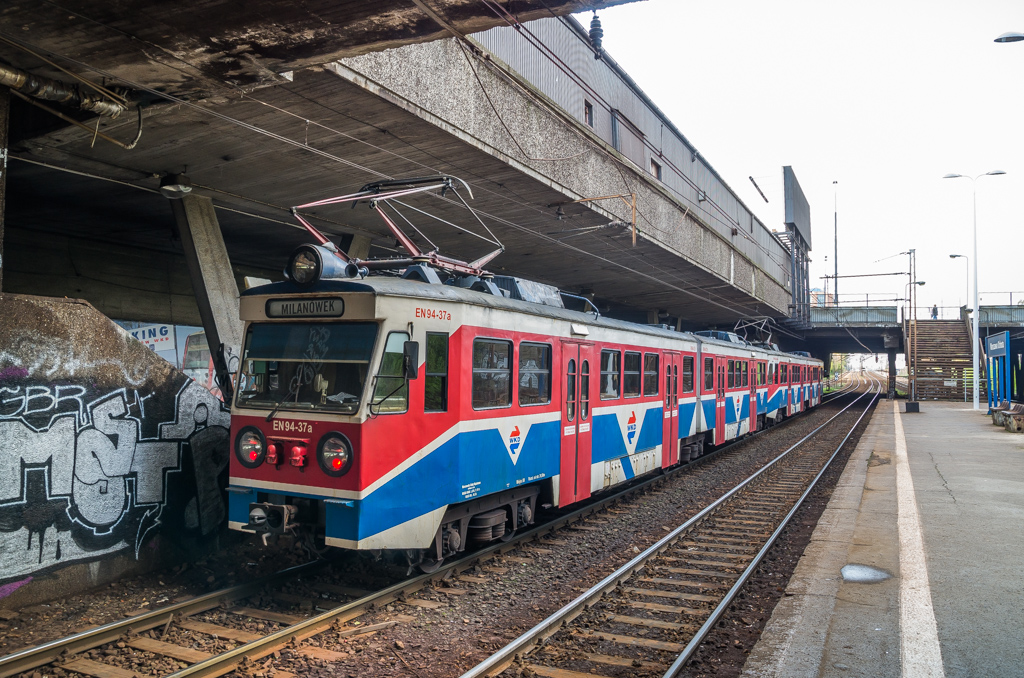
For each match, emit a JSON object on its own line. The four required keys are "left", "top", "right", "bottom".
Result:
{"left": 979, "top": 306, "right": 1024, "bottom": 325}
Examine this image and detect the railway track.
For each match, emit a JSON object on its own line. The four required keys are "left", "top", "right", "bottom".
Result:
{"left": 457, "top": 377, "right": 880, "bottom": 678}
{"left": 0, "top": 390, "right": 861, "bottom": 678}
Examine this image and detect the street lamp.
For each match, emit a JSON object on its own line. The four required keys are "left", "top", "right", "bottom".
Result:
{"left": 943, "top": 171, "right": 1006, "bottom": 411}
{"left": 949, "top": 254, "right": 968, "bottom": 309}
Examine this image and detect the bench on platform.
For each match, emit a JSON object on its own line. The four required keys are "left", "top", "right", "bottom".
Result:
{"left": 1005, "top": 406, "right": 1024, "bottom": 433}
{"left": 991, "top": 400, "right": 1013, "bottom": 426}
{"left": 993, "top": 401, "right": 1024, "bottom": 431}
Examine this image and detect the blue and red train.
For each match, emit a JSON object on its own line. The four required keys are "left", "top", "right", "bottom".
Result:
{"left": 227, "top": 248, "right": 822, "bottom": 569}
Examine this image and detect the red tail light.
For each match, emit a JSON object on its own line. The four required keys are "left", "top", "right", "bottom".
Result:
{"left": 290, "top": 444, "right": 308, "bottom": 467}
{"left": 266, "top": 443, "right": 279, "bottom": 465}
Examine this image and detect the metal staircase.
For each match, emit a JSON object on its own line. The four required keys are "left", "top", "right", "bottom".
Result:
{"left": 907, "top": 319, "right": 987, "bottom": 401}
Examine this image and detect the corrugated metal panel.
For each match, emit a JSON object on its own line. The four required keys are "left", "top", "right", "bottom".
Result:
{"left": 473, "top": 18, "right": 790, "bottom": 287}
{"left": 810, "top": 307, "right": 899, "bottom": 325}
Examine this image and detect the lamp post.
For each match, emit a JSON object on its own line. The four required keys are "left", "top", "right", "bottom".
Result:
{"left": 949, "top": 254, "right": 969, "bottom": 309}
{"left": 905, "top": 279, "right": 925, "bottom": 404}
{"left": 943, "top": 171, "right": 1006, "bottom": 411}
{"left": 833, "top": 180, "right": 838, "bottom": 307}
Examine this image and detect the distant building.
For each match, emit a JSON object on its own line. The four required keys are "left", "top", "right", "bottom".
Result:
{"left": 810, "top": 288, "right": 835, "bottom": 307}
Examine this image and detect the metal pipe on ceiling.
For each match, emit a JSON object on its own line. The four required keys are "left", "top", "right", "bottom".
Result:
{"left": 0, "top": 60, "right": 126, "bottom": 117}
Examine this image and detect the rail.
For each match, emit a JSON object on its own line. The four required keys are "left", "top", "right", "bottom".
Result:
{"left": 1, "top": 402, "right": 824, "bottom": 678}
{"left": 457, "top": 378, "right": 879, "bottom": 677}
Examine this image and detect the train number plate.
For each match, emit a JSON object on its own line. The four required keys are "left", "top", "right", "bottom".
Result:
{"left": 271, "top": 420, "right": 313, "bottom": 434}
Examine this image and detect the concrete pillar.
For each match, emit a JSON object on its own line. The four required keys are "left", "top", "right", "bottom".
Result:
{"left": 169, "top": 193, "right": 243, "bottom": 401}
{"left": 887, "top": 348, "right": 897, "bottom": 400}
{"left": 0, "top": 87, "right": 9, "bottom": 293}
{"left": 338, "top": 233, "right": 372, "bottom": 260}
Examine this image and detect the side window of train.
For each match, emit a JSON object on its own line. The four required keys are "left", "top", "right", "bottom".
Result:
{"left": 600, "top": 350, "right": 621, "bottom": 399}
{"left": 704, "top": 357, "right": 714, "bottom": 391}
{"left": 682, "top": 356, "right": 694, "bottom": 393}
{"left": 519, "top": 342, "right": 552, "bottom": 406}
{"left": 727, "top": 360, "right": 734, "bottom": 388}
{"left": 581, "top": 360, "right": 590, "bottom": 420}
{"left": 782, "top": 364, "right": 788, "bottom": 383}
{"left": 424, "top": 332, "right": 449, "bottom": 412}
{"left": 742, "top": 362, "right": 749, "bottom": 387}
{"left": 643, "top": 353, "right": 659, "bottom": 396}
{"left": 624, "top": 351, "right": 641, "bottom": 397}
{"left": 373, "top": 332, "right": 410, "bottom": 413}
{"left": 473, "top": 338, "right": 512, "bottom": 409}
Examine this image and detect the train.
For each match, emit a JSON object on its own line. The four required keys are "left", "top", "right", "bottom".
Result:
{"left": 227, "top": 251, "right": 822, "bottom": 570}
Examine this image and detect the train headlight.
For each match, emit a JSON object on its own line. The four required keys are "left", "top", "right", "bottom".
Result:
{"left": 317, "top": 433, "right": 353, "bottom": 477}
{"left": 288, "top": 246, "right": 321, "bottom": 286}
{"left": 235, "top": 427, "right": 266, "bottom": 469}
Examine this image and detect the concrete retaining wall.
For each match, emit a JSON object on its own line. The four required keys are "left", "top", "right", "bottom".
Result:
{"left": 0, "top": 293, "right": 230, "bottom": 606}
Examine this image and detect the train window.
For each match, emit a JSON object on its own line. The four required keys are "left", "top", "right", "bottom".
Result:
{"left": 519, "top": 343, "right": 552, "bottom": 406}
{"left": 237, "top": 322, "right": 378, "bottom": 415}
{"left": 673, "top": 364, "right": 678, "bottom": 400}
{"left": 665, "top": 363, "right": 671, "bottom": 400}
{"left": 566, "top": 358, "right": 577, "bottom": 421}
{"left": 473, "top": 338, "right": 512, "bottom": 409}
{"left": 372, "top": 332, "right": 410, "bottom": 413}
{"left": 600, "top": 350, "right": 621, "bottom": 399}
{"left": 581, "top": 360, "right": 590, "bottom": 420}
{"left": 643, "top": 353, "right": 659, "bottom": 396}
{"left": 727, "top": 360, "right": 734, "bottom": 388}
{"left": 781, "top": 364, "right": 788, "bottom": 383}
{"left": 682, "top": 356, "right": 694, "bottom": 393}
{"left": 758, "top": 363, "right": 766, "bottom": 386}
{"left": 743, "top": 362, "right": 749, "bottom": 387}
{"left": 704, "top": 357, "right": 714, "bottom": 391}
{"left": 424, "top": 332, "right": 448, "bottom": 412}
{"left": 624, "top": 352, "right": 641, "bottom": 397}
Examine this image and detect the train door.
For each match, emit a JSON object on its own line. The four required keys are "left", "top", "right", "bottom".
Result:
{"left": 714, "top": 355, "right": 727, "bottom": 445}
{"left": 662, "top": 352, "right": 680, "bottom": 468}
{"left": 559, "top": 341, "right": 594, "bottom": 507}
{"left": 749, "top": 360, "right": 758, "bottom": 432}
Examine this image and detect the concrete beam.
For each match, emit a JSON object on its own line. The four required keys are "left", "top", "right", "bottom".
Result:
{"left": 170, "top": 194, "right": 244, "bottom": 400}
{"left": 0, "top": 87, "right": 8, "bottom": 292}
{"left": 1, "top": 227, "right": 278, "bottom": 324}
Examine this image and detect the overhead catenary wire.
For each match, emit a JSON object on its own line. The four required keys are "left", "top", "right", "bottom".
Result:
{"left": 471, "top": 1, "right": 790, "bottom": 271}
{"left": 0, "top": 30, "right": 765, "bottom": 318}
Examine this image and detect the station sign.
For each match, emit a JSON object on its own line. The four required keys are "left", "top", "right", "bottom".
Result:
{"left": 129, "top": 324, "right": 174, "bottom": 350}
{"left": 266, "top": 297, "right": 345, "bottom": 318}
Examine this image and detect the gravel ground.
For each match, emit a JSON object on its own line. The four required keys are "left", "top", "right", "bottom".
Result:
{"left": 1, "top": 390, "right": 873, "bottom": 678}
{"left": 0, "top": 537, "right": 310, "bottom": 656}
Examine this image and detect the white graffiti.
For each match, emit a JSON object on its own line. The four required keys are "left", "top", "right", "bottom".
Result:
{"left": 0, "top": 380, "right": 229, "bottom": 579}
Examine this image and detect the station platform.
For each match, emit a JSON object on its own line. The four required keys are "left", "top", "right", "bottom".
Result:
{"left": 742, "top": 400, "right": 1024, "bottom": 678}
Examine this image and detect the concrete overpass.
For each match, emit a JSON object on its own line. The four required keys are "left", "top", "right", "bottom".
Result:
{"left": 0, "top": 4, "right": 794, "bottom": 331}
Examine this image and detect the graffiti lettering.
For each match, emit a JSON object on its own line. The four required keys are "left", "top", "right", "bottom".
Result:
{"left": 0, "top": 380, "right": 229, "bottom": 580}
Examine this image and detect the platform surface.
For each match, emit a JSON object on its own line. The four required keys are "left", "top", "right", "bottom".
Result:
{"left": 742, "top": 400, "right": 1024, "bottom": 678}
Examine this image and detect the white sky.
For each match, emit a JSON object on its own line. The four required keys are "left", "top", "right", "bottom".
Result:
{"left": 578, "top": 0, "right": 1024, "bottom": 315}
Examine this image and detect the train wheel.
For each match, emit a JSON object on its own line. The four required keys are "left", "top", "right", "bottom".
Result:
{"left": 419, "top": 556, "right": 444, "bottom": 573}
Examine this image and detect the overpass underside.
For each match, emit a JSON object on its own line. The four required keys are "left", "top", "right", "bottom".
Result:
{"left": 0, "top": 2, "right": 790, "bottom": 329}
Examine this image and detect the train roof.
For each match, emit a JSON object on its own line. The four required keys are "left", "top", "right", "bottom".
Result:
{"left": 243, "top": 277, "right": 820, "bottom": 363}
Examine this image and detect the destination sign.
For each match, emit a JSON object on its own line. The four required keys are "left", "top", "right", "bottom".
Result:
{"left": 266, "top": 298, "right": 344, "bottom": 318}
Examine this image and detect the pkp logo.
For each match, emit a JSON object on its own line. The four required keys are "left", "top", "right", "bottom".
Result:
{"left": 626, "top": 411, "right": 637, "bottom": 444}
{"left": 507, "top": 426, "right": 523, "bottom": 465}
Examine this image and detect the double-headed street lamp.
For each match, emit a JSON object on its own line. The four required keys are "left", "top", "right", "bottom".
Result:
{"left": 942, "top": 171, "right": 1006, "bottom": 411}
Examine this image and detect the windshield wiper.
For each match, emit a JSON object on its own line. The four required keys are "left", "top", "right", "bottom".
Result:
{"left": 265, "top": 386, "right": 300, "bottom": 422}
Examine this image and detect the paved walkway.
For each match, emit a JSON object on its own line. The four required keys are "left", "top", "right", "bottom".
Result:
{"left": 742, "top": 401, "right": 1024, "bottom": 678}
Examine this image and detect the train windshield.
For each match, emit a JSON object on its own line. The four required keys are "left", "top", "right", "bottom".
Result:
{"left": 235, "top": 322, "right": 378, "bottom": 414}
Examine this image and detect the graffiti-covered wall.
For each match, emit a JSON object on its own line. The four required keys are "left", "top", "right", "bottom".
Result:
{"left": 0, "top": 293, "right": 230, "bottom": 600}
